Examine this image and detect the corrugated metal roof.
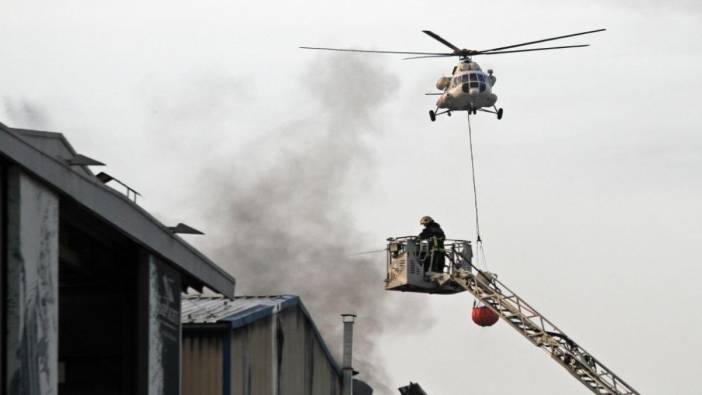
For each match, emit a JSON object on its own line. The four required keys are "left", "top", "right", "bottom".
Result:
{"left": 182, "top": 294, "right": 298, "bottom": 325}
{"left": 181, "top": 294, "right": 342, "bottom": 374}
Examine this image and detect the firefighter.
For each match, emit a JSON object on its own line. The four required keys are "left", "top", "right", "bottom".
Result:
{"left": 418, "top": 216, "right": 446, "bottom": 273}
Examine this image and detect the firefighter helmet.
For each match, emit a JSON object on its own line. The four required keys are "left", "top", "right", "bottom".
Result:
{"left": 420, "top": 216, "right": 434, "bottom": 225}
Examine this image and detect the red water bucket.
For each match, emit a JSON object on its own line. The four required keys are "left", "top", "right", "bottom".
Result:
{"left": 472, "top": 305, "right": 499, "bottom": 327}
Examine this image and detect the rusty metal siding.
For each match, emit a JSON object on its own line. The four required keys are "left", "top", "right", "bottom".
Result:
{"left": 182, "top": 333, "right": 223, "bottom": 395}
{"left": 310, "top": 329, "right": 341, "bottom": 395}
{"left": 227, "top": 308, "right": 342, "bottom": 395}
{"left": 230, "top": 316, "right": 274, "bottom": 395}
{"left": 182, "top": 297, "right": 344, "bottom": 395}
{"left": 278, "top": 307, "right": 306, "bottom": 395}
{"left": 278, "top": 308, "right": 341, "bottom": 395}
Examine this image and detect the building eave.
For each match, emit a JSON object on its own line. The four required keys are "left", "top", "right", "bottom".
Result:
{"left": 0, "top": 123, "right": 235, "bottom": 297}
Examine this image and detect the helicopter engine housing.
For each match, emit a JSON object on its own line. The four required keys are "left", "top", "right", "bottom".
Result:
{"left": 436, "top": 94, "right": 449, "bottom": 108}
{"left": 435, "top": 76, "right": 450, "bottom": 90}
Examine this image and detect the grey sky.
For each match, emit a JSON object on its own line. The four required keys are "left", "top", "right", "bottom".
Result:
{"left": 2, "top": 1, "right": 701, "bottom": 393}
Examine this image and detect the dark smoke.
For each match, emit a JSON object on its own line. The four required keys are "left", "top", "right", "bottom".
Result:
{"left": 196, "top": 57, "right": 436, "bottom": 393}
{"left": 1, "top": 99, "right": 50, "bottom": 130}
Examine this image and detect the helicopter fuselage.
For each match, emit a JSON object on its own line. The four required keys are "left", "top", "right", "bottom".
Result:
{"left": 302, "top": 28, "right": 605, "bottom": 122}
{"left": 435, "top": 61, "right": 497, "bottom": 111}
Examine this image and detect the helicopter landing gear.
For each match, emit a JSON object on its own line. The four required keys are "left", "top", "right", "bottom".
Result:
{"left": 475, "top": 106, "right": 504, "bottom": 120}
{"left": 430, "top": 109, "right": 453, "bottom": 121}
{"left": 431, "top": 109, "right": 471, "bottom": 122}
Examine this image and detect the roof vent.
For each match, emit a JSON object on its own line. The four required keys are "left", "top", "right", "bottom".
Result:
{"left": 66, "top": 154, "right": 105, "bottom": 167}
{"left": 96, "top": 171, "right": 141, "bottom": 203}
{"left": 167, "top": 223, "right": 204, "bottom": 235}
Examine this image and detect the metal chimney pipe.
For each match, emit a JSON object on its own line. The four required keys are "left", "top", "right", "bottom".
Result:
{"left": 341, "top": 314, "right": 357, "bottom": 395}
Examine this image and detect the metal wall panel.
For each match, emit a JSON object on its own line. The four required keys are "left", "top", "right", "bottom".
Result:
{"left": 231, "top": 307, "right": 341, "bottom": 395}
{"left": 278, "top": 308, "right": 306, "bottom": 395}
{"left": 5, "top": 168, "right": 59, "bottom": 395}
{"left": 182, "top": 334, "right": 223, "bottom": 395}
{"left": 310, "top": 327, "right": 341, "bottom": 395}
{"left": 230, "top": 316, "right": 274, "bottom": 395}
{"left": 183, "top": 303, "right": 344, "bottom": 395}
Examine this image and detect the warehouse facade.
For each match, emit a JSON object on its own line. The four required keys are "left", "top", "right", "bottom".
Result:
{"left": 181, "top": 295, "right": 373, "bottom": 395}
{"left": 0, "top": 123, "right": 236, "bottom": 395}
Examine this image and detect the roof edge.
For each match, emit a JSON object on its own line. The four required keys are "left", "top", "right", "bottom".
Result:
{"left": 0, "top": 123, "right": 236, "bottom": 297}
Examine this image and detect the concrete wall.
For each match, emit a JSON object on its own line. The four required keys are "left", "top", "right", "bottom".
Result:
{"left": 0, "top": 165, "right": 188, "bottom": 395}
{"left": 1, "top": 163, "right": 5, "bottom": 390}
{"left": 0, "top": 125, "right": 228, "bottom": 394}
{"left": 138, "top": 255, "right": 182, "bottom": 395}
{"left": 4, "top": 168, "right": 59, "bottom": 395}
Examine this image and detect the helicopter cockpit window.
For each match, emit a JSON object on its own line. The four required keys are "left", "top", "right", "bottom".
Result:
{"left": 453, "top": 76, "right": 461, "bottom": 86}
{"left": 462, "top": 74, "right": 469, "bottom": 82}
{"left": 477, "top": 74, "right": 486, "bottom": 82}
{"left": 469, "top": 73, "right": 478, "bottom": 82}
{"left": 479, "top": 83, "right": 486, "bottom": 92}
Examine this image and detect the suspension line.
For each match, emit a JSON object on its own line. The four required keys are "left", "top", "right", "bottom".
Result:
{"left": 466, "top": 113, "right": 481, "bottom": 242}
{"left": 466, "top": 113, "right": 489, "bottom": 270}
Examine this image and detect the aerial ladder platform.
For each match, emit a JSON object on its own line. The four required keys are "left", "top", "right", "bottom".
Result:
{"left": 385, "top": 236, "right": 640, "bottom": 395}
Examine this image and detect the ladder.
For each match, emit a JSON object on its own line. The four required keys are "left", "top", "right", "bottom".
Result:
{"left": 452, "top": 268, "right": 640, "bottom": 395}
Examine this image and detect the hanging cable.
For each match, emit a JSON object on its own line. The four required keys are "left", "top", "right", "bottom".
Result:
{"left": 466, "top": 113, "right": 489, "bottom": 272}
{"left": 466, "top": 113, "right": 481, "bottom": 242}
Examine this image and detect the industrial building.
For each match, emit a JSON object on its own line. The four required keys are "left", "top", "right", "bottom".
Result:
{"left": 0, "top": 122, "right": 236, "bottom": 395}
{"left": 181, "top": 294, "right": 373, "bottom": 395}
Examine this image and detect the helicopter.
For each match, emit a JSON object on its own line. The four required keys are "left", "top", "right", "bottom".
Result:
{"left": 301, "top": 29, "right": 605, "bottom": 121}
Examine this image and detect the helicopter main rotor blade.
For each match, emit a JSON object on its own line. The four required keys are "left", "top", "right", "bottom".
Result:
{"left": 478, "top": 44, "right": 590, "bottom": 55}
{"left": 478, "top": 28, "right": 606, "bottom": 53}
{"left": 403, "top": 54, "right": 457, "bottom": 60}
{"left": 299, "top": 46, "right": 452, "bottom": 56}
{"left": 405, "top": 44, "right": 590, "bottom": 59}
{"left": 422, "top": 30, "right": 461, "bottom": 53}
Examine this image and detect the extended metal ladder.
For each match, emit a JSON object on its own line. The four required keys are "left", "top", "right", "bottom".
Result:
{"left": 451, "top": 268, "right": 640, "bottom": 395}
